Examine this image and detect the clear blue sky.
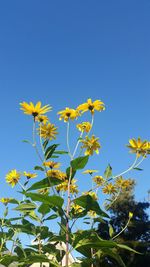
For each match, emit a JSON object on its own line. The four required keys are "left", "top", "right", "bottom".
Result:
{"left": 0, "top": 0, "right": 150, "bottom": 208}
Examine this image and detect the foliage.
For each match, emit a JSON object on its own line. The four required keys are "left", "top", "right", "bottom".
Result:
{"left": 98, "top": 182, "right": 150, "bottom": 266}
{"left": 0, "top": 99, "right": 150, "bottom": 267}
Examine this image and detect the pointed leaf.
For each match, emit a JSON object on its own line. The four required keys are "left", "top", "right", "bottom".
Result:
{"left": 45, "top": 144, "right": 59, "bottom": 160}
{"left": 27, "top": 176, "right": 62, "bottom": 191}
{"left": 26, "top": 193, "right": 64, "bottom": 208}
{"left": 104, "top": 164, "right": 112, "bottom": 178}
{"left": 34, "top": 165, "right": 45, "bottom": 171}
{"left": 74, "top": 195, "right": 109, "bottom": 218}
{"left": 71, "top": 156, "right": 89, "bottom": 170}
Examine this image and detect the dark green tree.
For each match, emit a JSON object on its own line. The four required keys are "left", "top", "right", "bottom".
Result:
{"left": 98, "top": 181, "right": 150, "bottom": 267}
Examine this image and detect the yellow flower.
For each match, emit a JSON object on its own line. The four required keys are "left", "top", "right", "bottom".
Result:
{"left": 23, "top": 171, "right": 37, "bottom": 179}
{"left": 47, "top": 169, "right": 61, "bottom": 178}
{"left": 58, "top": 107, "right": 79, "bottom": 122}
{"left": 115, "top": 177, "right": 132, "bottom": 189}
{"left": 46, "top": 169, "right": 67, "bottom": 181}
{"left": 82, "top": 169, "right": 98, "bottom": 175}
{"left": 43, "top": 161, "right": 61, "bottom": 169}
{"left": 81, "top": 135, "right": 101, "bottom": 156}
{"left": 143, "top": 141, "right": 150, "bottom": 154}
{"left": 77, "top": 98, "right": 105, "bottom": 115}
{"left": 39, "top": 123, "right": 58, "bottom": 140}
{"left": 56, "top": 179, "right": 78, "bottom": 194}
{"left": 129, "top": 212, "right": 133, "bottom": 219}
{"left": 20, "top": 101, "right": 52, "bottom": 118}
{"left": 0, "top": 198, "right": 12, "bottom": 205}
{"left": 127, "top": 138, "right": 149, "bottom": 157}
{"left": 93, "top": 175, "right": 105, "bottom": 186}
{"left": 71, "top": 203, "right": 83, "bottom": 214}
{"left": 6, "top": 169, "right": 21, "bottom": 187}
{"left": 76, "top": 122, "right": 92, "bottom": 133}
{"left": 102, "top": 183, "right": 117, "bottom": 194}
{"left": 35, "top": 115, "right": 49, "bottom": 124}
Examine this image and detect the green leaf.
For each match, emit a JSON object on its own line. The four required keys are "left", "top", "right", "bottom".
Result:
{"left": 0, "top": 255, "right": 19, "bottom": 266}
{"left": 74, "top": 195, "right": 109, "bottom": 218}
{"left": 66, "top": 167, "right": 76, "bottom": 179}
{"left": 109, "top": 224, "right": 114, "bottom": 238}
{"left": 71, "top": 156, "right": 89, "bottom": 170}
{"left": 26, "top": 193, "right": 64, "bottom": 208}
{"left": 13, "top": 203, "right": 37, "bottom": 211}
{"left": 54, "top": 150, "right": 68, "bottom": 155}
{"left": 45, "top": 144, "right": 59, "bottom": 160}
{"left": 117, "top": 244, "right": 141, "bottom": 254}
{"left": 34, "top": 165, "right": 45, "bottom": 171}
{"left": 38, "top": 203, "right": 51, "bottom": 215}
{"left": 98, "top": 248, "right": 126, "bottom": 267}
{"left": 104, "top": 164, "right": 112, "bottom": 178}
{"left": 75, "top": 238, "right": 116, "bottom": 250}
{"left": 44, "top": 214, "right": 58, "bottom": 221}
{"left": 43, "top": 139, "right": 49, "bottom": 149}
{"left": 22, "top": 139, "right": 31, "bottom": 144}
{"left": 133, "top": 167, "right": 143, "bottom": 171}
{"left": 27, "top": 176, "right": 62, "bottom": 191}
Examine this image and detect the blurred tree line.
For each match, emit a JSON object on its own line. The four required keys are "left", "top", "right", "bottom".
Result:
{"left": 98, "top": 180, "right": 150, "bottom": 267}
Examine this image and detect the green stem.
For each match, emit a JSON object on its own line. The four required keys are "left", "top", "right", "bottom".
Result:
{"left": 113, "top": 155, "right": 138, "bottom": 179}
{"left": 72, "top": 132, "right": 83, "bottom": 158}
{"left": 67, "top": 121, "right": 73, "bottom": 160}
{"left": 112, "top": 217, "right": 131, "bottom": 240}
{"left": 32, "top": 120, "right": 43, "bottom": 163}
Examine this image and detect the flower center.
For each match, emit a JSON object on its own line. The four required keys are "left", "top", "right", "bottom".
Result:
{"left": 32, "top": 112, "right": 39, "bottom": 117}
{"left": 66, "top": 112, "right": 71, "bottom": 117}
{"left": 88, "top": 105, "right": 94, "bottom": 111}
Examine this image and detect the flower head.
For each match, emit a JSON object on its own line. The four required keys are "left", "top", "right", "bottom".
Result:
{"left": 0, "top": 198, "right": 13, "bottom": 205}
{"left": 115, "top": 177, "right": 132, "bottom": 189}
{"left": 43, "top": 161, "right": 61, "bottom": 169}
{"left": 20, "top": 101, "right": 52, "bottom": 118}
{"left": 76, "top": 122, "right": 92, "bottom": 133}
{"left": 82, "top": 169, "right": 98, "bottom": 175}
{"left": 71, "top": 203, "right": 83, "bottom": 214}
{"left": 58, "top": 107, "right": 79, "bottom": 122}
{"left": 6, "top": 169, "right": 21, "bottom": 187}
{"left": 46, "top": 170, "right": 67, "bottom": 181}
{"left": 39, "top": 123, "right": 58, "bottom": 140}
{"left": 81, "top": 135, "right": 101, "bottom": 156}
{"left": 102, "top": 183, "right": 117, "bottom": 194}
{"left": 35, "top": 115, "right": 49, "bottom": 124}
{"left": 56, "top": 179, "right": 78, "bottom": 194}
{"left": 129, "top": 212, "right": 133, "bottom": 219}
{"left": 93, "top": 175, "right": 105, "bottom": 186}
{"left": 77, "top": 98, "right": 105, "bottom": 115}
{"left": 127, "top": 138, "right": 150, "bottom": 157}
{"left": 23, "top": 172, "right": 37, "bottom": 179}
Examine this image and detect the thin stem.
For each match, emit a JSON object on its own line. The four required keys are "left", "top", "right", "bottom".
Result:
{"left": 89, "top": 114, "right": 94, "bottom": 135}
{"left": 134, "top": 155, "right": 146, "bottom": 168}
{"left": 32, "top": 120, "right": 43, "bottom": 163}
{"left": 67, "top": 121, "right": 73, "bottom": 160}
{"left": 65, "top": 166, "right": 72, "bottom": 267}
{"left": 72, "top": 132, "right": 83, "bottom": 158}
{"left": 105, "top": 188, "right": 122, "bottom": 210}
{"left": 113, "top": 155, "right": 138, "bottom": 179}
{"left": 112, "top": 217, "right": 131, "bottom": 240}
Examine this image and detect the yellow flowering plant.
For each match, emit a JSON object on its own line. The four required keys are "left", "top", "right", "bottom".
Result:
{"left": 0, "top": 99, "right": 149, "bottom": 267}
